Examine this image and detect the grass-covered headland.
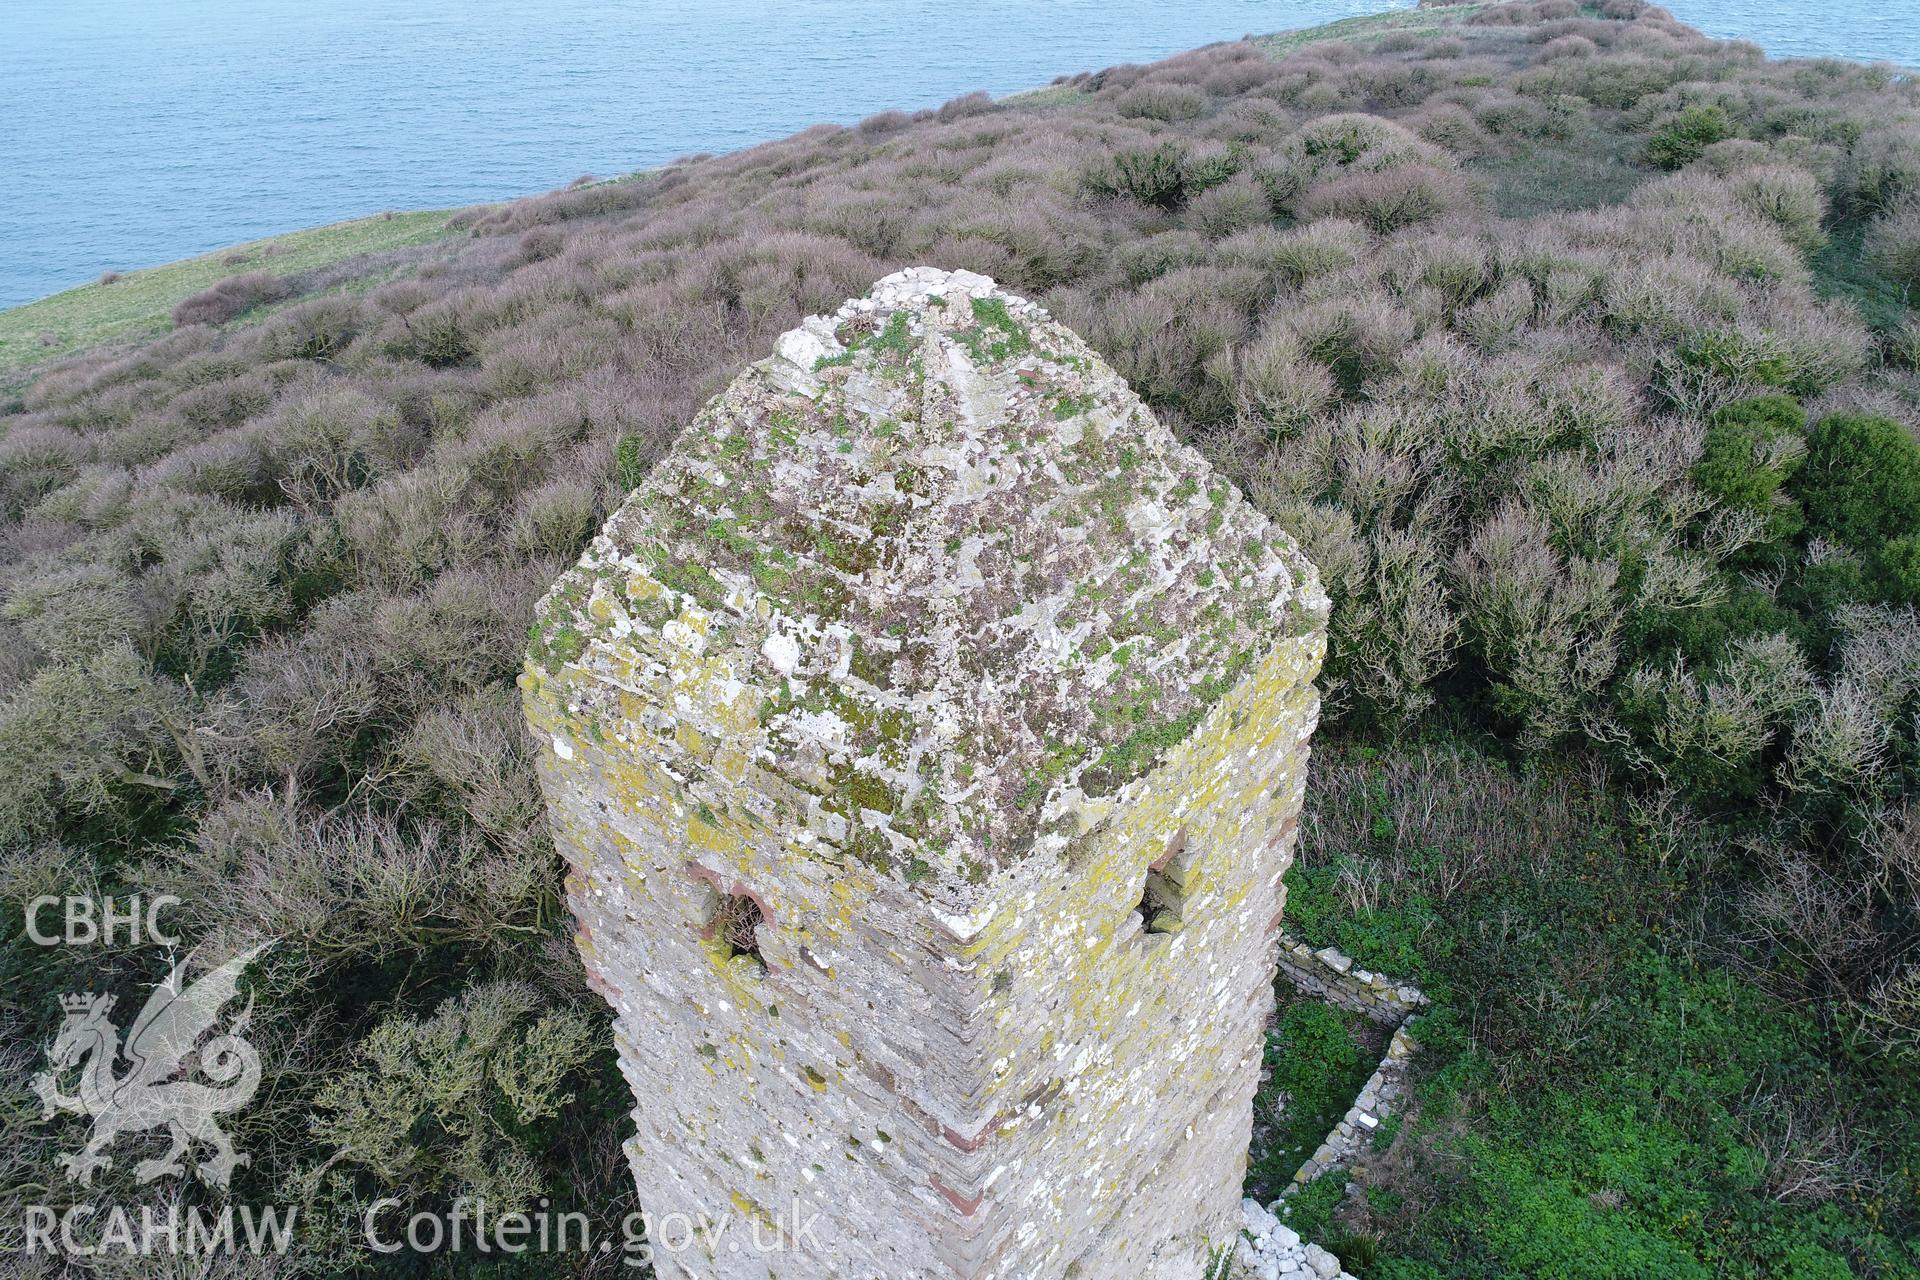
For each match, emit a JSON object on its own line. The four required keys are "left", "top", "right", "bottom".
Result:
{"left": 3, "top": 1, "right": 1919, "bottom": 1275}
{"left": 0, "top": 210, "right": 458, "bottom": 386}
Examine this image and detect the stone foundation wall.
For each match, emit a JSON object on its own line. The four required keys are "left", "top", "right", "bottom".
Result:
{"left": 1269, "top": 939, "right": 1426, "bottom": 1201}
{"left": 1272, "top": 937, "right": 1427, "bottom": 1026}
{"left": 1278, "top": 1019, "right": 1419, "bottom": 1197}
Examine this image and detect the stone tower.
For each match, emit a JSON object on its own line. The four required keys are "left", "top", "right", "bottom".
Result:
{"left": 522, "top": 269, "right": 1327, "bottom": 1280}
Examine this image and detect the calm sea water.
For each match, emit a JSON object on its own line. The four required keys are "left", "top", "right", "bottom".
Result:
{"left": 2, "top": 1, "right": 1914, "bottom": 310}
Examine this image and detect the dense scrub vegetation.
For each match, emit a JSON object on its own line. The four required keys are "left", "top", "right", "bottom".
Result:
{"left": 4, "top": 0, "right": 1919, "bottom": 1274}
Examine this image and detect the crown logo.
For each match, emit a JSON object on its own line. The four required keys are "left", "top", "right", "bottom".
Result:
{"left": 60, "top": 992, "right": 101, "bottom": 1013}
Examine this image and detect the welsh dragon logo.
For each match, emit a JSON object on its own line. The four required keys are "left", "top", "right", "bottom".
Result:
{"left": 33, "top": 943, "right": 269, "bottom": 1188}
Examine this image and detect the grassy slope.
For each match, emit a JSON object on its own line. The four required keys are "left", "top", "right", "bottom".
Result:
{"left": 1263, "top": 2, "right": 1649, "bottom": 218}
{"left": 0, "top": 208, "right": 456, "bottom": 386}
{"left": 1253, "top": 3, "right": 1483, "bottom": 57}
{"left": 1013, "top": 8, "right": 1483, "bottom": 109}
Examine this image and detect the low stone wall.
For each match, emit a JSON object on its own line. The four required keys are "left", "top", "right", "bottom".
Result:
{"left": 1228, "top": 936, "right": 1426, "bottom": 1278}
{"left": 1280, "top": 1018, "right": 1419, "bottom": 1195}
{"left": 1270, "top": 936, "right": 1427, "bottom": 1201}
{"left": 1273, "top": 937, "right": 1427, "bottom": 1026}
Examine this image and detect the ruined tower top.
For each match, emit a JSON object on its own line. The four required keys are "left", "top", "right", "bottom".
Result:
{"left": 525, "top": 270, "right": 1330, "bottom": 1279}
{"left": 532, "top": 267, "right": 1323, "bottom": 904}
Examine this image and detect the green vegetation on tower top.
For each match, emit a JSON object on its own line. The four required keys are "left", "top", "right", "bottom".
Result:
{"left": 537, "top": 267, "right": 1321, "bottom": 876}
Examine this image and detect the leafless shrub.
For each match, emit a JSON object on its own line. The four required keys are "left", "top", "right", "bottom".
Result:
{"left": 1184, "top": 177, "right": 1268, "bottom": 239}
{"left": 1348, "top": 59, "right": 1444, "bottom": 109}
{"left": 1203, "top": 57, "right": 1278, "bottom": 97}
{"left": 1728, "top": 164, "right": 1827, "bottom": 250}
{"left": 0, "top": 423, "right": 91, "bottom": 518}
{"left": 333, "top": 464, "right": 488, "bottom": 591}
{"left": 1454, "top": 500, "right": 1624, "bottom": 746}
{"left": 2, "top": 563, "right": 145, "bottom": 664}
{"left": 1694, "top": 137, "right": 1768, "bottom": 176}
{"left": 1059, "top": 275, "right": 1244, "bottom": 418}
{"left": 0, "top": 644, "right": 186, "bottom": 846}
{"left": 1864, "top": 800, "right": 1920, "bottom": 918}
{"left": 506, "top": 474, "right": 600, "bottom": 560}
{"left": 1859, "top": 963, "right": 1920, "bottom": 1060}
{"left": 154, "top": 784, "right": 554, "bottom": 961}
{"left": 215, "top": 632, "right": 380, "bottom": 787}
{"left": 1116, "top": 84, "right": 1207, "bottom": 122}
{"left": 1865, "top": 195, "right": 1920, "bottom": 296}
{"left": 1299, "top": 163, "right": 1470, "bottom": 233}
{"left": 1258, "top": 218, "right": 1373, "bottom": 288}
{"left": 936, "top": 90, "right": 993, "bottom": 122}
{"left": 1258, "top": 112, "right": 1451, "bottom": 214}
{"left": 1232, "top": 328, "right": 1337, "bottom": 437}
{"left": 1734, "top": 1086, "right": 1874, "bottom": 1204}
{"left": 1778, "top": 680, "right": 1893, "bottom": 798}
{"left": 1280, "top": 295, "right": 1415, "bottom": 395}
{"left": 512, "top": 225, "right": 566, "bottom": 265}
{"left": 1536, "top": 34, "right": 1598, "bottom": 61}
{"left": 171, "top": 272, "right": 292, "bottom": 327}
{"left": 259, "top": 296, "right": 365, "bottom": 361}
{"left": 167, "top": 372, "right": 273, "bottom": 429}
{"left": 1621, "top": 632, "right": 1814, "bottom": 787}
{"left": 1885, "top": 316, "right": 1920, "bottom": 371}
{"left": 1764, "top": 302, "right": 1872, "bottom": 392}
{"left": 1457, "top": 277, "right": 1535, "bottom": 350}
{"left": 1737, "top": 843, "right": 1883, "bottom": 996}
{"left": 461, "top": 176, "right": 653, "bottom": 234}
{"left": 380, "top": 686, "right": 549, "bottom": 854}
{"left": 857, "top": 109, "right": 912, "bottom": 136}
{"left": 1837, "top": 124, "right": 1920, "bottom": 217}
{"left": 1330, "top": 524, "right": 1460, "bottom": 720}
{"left": 1304, "top": 741, "right": 1598, "bottom": 901}
{"left": 1406, "top": 101, "right": 1491, "bottom": 155}
{"left": 1833, "top": 604, "right": 1920, "bottom": 718}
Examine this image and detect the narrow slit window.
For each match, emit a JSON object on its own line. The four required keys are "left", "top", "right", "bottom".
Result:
{"left": 1138, "top": 827, "right": 1189, "bottom": 936}
{"left": 1138, "top": 871, "right": 1184, "bottom": 935}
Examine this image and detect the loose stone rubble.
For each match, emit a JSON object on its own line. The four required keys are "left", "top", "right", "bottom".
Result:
{"left": 522, "top": 268, "right": 1329, "bottom": 1279}
{"left": 1236, "top": 1198, "right": 1357, "bottom": 1280}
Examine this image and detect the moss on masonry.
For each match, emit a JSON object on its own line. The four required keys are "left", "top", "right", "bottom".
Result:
{"left": 525, "top": 268, "right": 1327, "bottom": 884}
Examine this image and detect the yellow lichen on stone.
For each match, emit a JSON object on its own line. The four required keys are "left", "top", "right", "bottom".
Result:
{"left": 520, "top": 270, "right": 1327, "bottom": 1280}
